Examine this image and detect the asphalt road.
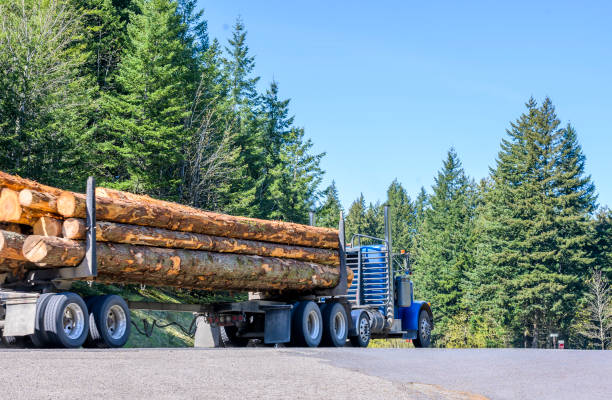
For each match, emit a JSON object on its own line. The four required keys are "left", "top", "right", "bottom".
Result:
{"left": 0, "top": 348, "right": 610, "bottom": 400}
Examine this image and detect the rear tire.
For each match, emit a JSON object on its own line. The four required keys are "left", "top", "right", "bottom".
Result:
{"left": 86, "top": 295, "right": 130, "bottom": 348}
{"left": 349, "top": 312, "right": 371, "bottom": 348}
{"left": 43, "top": 293, "right": 89, "bottom": 349}
{"left": 291, "top": 301, "right": 322, "bottom": 347}
{"left": 321, "top": 303, "right": 348, "bottom": 347}
{"left": 413, "top": 309, "right": 432, "bottom": 348}
{"left": 30, "top": 293, "right": 54, "bottom": 347}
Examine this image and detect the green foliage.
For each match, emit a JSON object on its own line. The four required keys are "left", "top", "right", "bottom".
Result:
{"left": 467, "top": 98, "right": 596, "bottom": 348}
{"left": 411, "top": 149, "right": 477, "bottom": 345}
{"left": 0, "top": 0, "right": 95, "bottom": 190}
{"left": 316, "top": 182, "right": 343, "bottom": 229}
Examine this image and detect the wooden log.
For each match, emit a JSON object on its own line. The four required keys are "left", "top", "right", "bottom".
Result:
{"left": 0, "top": 188, "right": 55, "bottom": 226}
{"left": 22, "top": 235, "right": 84, "bottom": 266}
{"left": 19, "top": 189, "right": 58, "bottom": 214}
{"left": 0, "top": 171, "right": 64, "bottom": 196}
{"left": 57, "top": 192, "right": 339, "bottom": 249}
{"left": 62, "top": 219, "right": 339, "bottom": 266}
{"left": 22, "top": 236, "right": 340, "bottom": 291}
{"left": 33, "top": 216, "right": 63, "bottom": 237}
{"left": 0, "top": 229, "right": 27, "bottom": 261}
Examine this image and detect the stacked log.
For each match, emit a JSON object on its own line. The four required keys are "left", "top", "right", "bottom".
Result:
{"left": 0, "top": 170, "right": 344, "bottom": 292}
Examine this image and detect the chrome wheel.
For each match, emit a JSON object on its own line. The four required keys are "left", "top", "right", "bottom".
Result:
{"left": 420, "top": 316, "right": 431, "bottom": 342}
{"left": 106, "top": 305, "right": 127, "bottom": 340}
{"left": 62, "top": 303, "right": 85, "bottom": 340}
{"left": 358, "top": 314, "right": 370, "bottom": 343}
{"left": 306, "top": 309, "right": 321, "bottom": 341}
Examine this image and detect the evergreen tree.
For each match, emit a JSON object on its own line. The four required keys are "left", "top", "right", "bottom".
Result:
{"left": 346, "top": 195, "right": 368, "bottom": 245}
{"left": 468, "top": 98, "right": 596, "bottom": 347}
{"left": 412, "top": 149, "right": 476, "bottom": 346}
{"left": 98, "top": 0, "right": 194, "bottom": 198}
{"left": 593, "top": 208, "right": 612, "bottom": 279}
{"left": 256, "top": 81, "right": 294, "bottom": 217}
{"left": 220, "top": 18, "right": 262, "bottom": 216}
{"left": 316, "top": 182, "right": 343, "bottom": 229}
{"left": 386, "top": 179, "right": 416, "bottom": 252}
{"left": 0, "top": 0, "right": 94, "bottom": 189}
{"left": 266, "top": 127, "right": 324, "bottom": 223}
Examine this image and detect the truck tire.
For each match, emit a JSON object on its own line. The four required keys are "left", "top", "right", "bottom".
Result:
{"left": 43, "top": 292, "right": 89, "bottom": 348}
{"left": 321, "top": 302, "right": 348, "bottom": 347}
{"left": 30, "top": 293, "right": 54, "bottom": 347}
{"left": 221, "top": 326, "right": 250, "bottom": 347}
{"left": 413, "top": 309, "right": 432, "bottom": 348}
{"left": 291, "top": 301, "right": 322, "bottom": 347}
{"left": 86, "top": 295, "right": 131, "bottom": 348}
{"left": 349, "top": 312, "right": 371, "bottom": 348}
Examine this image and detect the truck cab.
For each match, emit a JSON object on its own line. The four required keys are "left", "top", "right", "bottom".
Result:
{"left": 343, "top": 205, "right": 433, "bottom": 347}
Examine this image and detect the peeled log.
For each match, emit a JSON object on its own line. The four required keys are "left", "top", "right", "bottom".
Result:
{"left": 62, "top": 219, "right": 339, "bottom": 266}
{"left": 33, "top": 216, "right": 63, "bottom": 237}
{"left": 58, "top": 192, "right": 339, "bottom": 249}
{"left": 22, "top": 235, "right": 340, "bottom": 291}
{"left": 0, "top": 229, "right": 27, "bottom": 261}
{"left": 19, "top": 189, "right": 58, "bottom": 214}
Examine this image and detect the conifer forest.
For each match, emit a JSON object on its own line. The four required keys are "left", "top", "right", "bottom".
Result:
{"left": 1, "top": 0, "right": 610, "bottom": 349}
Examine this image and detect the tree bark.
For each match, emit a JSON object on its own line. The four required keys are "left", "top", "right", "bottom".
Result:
{"left": 0, "top": 258, "right": 34, "bottom": 278}
{"left": 22, "top": 235, "right": 340, "bottom": 291}
{"left": 19, "top": 189, "right": 59, "bottom": 214}
{"left": 0, "top": 171, "right": 64, "bottom": 197}
{"left": 0, "top": 229, "right": 27, "bottom": 261}
{"left": 0, "top": 222, "right": 24, "bottom": 234}
{"left": 57, "top": 192, "right": 339, "bottom": 249}
{"left": 33, "top": 216, "right": 63, "bottom": 237}
{"left": 62, "top": 219, "right": 339, "bottom": 265}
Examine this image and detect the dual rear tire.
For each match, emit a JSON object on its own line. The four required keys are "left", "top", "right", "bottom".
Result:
{"left": 30, "top": 293, "right": 130, "bottom": 348}
{"left": 291, "top": 301, "right": 348, "bottom": 347}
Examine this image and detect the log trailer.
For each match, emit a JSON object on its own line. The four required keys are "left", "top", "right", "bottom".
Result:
{"left": 0, "top": 178, "right": 433, "bottom": 349}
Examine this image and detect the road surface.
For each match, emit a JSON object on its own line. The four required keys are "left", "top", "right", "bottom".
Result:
{"left": 0, "top": 348, "right": 610, "bottom": 399}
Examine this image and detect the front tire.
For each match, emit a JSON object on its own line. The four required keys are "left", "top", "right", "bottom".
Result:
{"left": 291, "top": 301, "right": 322, "bottom": 347}
{"left": 349, "top": 312, "right": 371, "bottom": 348}
{"left": 413, "top": 309, "right": 432, "bottom": 348}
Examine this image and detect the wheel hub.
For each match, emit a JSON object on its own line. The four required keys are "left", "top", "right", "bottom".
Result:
{"left": 62, "top": 303, "right": 85, "bottom": 340}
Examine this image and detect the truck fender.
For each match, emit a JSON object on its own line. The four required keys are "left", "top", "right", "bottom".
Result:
{"left": 401, "top": 301, "right": 433, "bottom": 332}
{"left": 349, "top": 309, "right": 366, "bottom": 337}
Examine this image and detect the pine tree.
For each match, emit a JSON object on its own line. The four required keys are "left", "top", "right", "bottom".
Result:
{"left": 468, "top": 98, "right": 596, "bottom": 347}
{"left": 98, "top": 0, "right": 194, "bottom": 198}
{"left": 220, "top": 18, "right": 262, "bottom": 216}
{"left": 412, "top": 149, "right": 476, "bottom": 346}
{"left": 266, "top": 127, "right": 324, "bottom": 223}
{"left": 256, "top": 81, "right": 294, "bottom": 217}
{"left": 386, "top": 180, "right": 416, "bottom": 252}
{"left": 0, "top": 0, "right": 94, "bottom": 190}
{"left": 316, "top": 182, "right": 343, "bottom": 229}
{"left": 346, "top": 195, "right": 368, "bottom": 245}
{"left": 593, "top": 208, "right": 612, "bottom": 279}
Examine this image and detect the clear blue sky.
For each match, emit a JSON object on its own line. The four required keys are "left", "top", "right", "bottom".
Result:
{"left": 201, "top": 1, "right": 611, "bottom": 210}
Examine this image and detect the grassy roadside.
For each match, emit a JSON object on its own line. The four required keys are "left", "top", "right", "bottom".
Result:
{"left": 71, "top": 282, "right": 246, "bottom": 348}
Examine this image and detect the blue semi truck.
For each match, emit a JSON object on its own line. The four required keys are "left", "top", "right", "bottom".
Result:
{"left": 1, "top": 181, "right": 432, "bottom": 348}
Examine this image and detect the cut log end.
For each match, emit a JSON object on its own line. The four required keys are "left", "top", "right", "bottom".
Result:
{"left": 57, "top": 192, "right": 79, "bottom": 217}
{"left": 33, "top": 216, "right": 63, "bottom": 237}
{"left": 0, "top": 188, "right": 22, "bottom": 221}
{"left": 62, "top": 218, "right": 86, "bottom": 239}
